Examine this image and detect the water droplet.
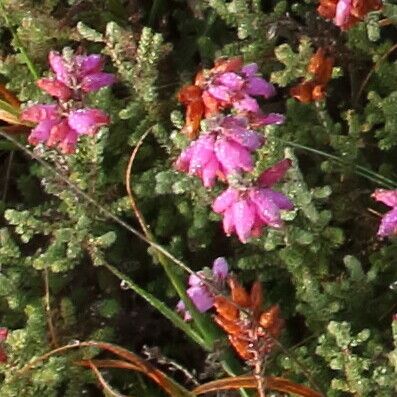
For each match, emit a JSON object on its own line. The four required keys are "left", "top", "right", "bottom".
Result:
{"left": 120, "top": 280, "right": 129, "bottom": 290}
{"left": 389, "top": 280, "right": 397, "bottom": 291}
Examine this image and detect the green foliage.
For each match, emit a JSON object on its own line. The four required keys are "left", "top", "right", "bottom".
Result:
{"left": 0, "top": 0, "right": 396, "bottom": 396}
{"left": 316, "top": 321, "right": 396, "bottom": 396}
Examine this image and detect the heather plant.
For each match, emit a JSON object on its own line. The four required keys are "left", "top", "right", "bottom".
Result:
{"left": 0, "top": 1, "right": 396, "bottom": 397}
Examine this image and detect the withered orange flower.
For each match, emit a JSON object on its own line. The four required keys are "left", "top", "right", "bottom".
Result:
{"left": 214, "top": 277, "right": 283, "bottom": 363}
{"left": 317, "top": 0, "right": 382, "bottom": 30}
{"left": 177, "top": 57, "right": 244, "bottom": 139}
{"left": 290, "top": 49, "right": 333, "bottom": 104}
{"left": 177, "top": 85, "right": 205, "bottom": 140}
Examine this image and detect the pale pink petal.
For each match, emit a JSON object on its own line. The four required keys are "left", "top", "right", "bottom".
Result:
{"left": 215, "top": 72, "right": 244, "bottom": 90}
{"left": 257, "top": 159, "right": 292, "bottom": 187}
{"left": 215, "top": 138, "right": 253, "bottom": 173}
{"left": 249, "top": 189, "right": 283, "bottom": 228}
{"left": 226, "top": 128, "right": 264, "bottom": 150}
{"left": 58, "top": 128, "right": 78, "bottom": 154}
{"left": 207, "top": 85, "right": 231, "bottom": 101}
{"left": 48, "top": 51, "right": 69, "bottom": 84}
{"left": 187, "top": 286, "right": 214, "bottom": 312}
{"left": 241, "top": 63, "right": 258, "bottom": 76}
{"left": 176, "top": 300, "right": 192, "bottom": 321}
{"left": 81, "top": 72, "right": 116, "bottom": 92}
{"left": 212, "top": 257, "right": 229, "bottom": 280}
{"left": 220, "top": 115, "right": 247, "bottom": 130}
{"left": 28, "top": 119, "right": 60, "bottom": 145}
{"left": 188, "top": 135, "right": 216, "bottom": 175}
{"left": 372, "top": 189, "right": 397, "bottom": 208}
{"left": 47, "top": 119, "right": 71, "bottom": 147}
{"left": 175, "top": 146, "right": 194, "bottom": 172}
{"left": 232, "top": 199, "right": 255, "bottom": 243}
{"left": 212, "top": 188, "right": 239, "bottom": 213}
{"left": 378, "top": 208, "right": 397, "bottom": 237}
{"left": 188, "top": 273, "right": 202, "bottom": 286}
{"left": 255, "top": 113, "right": 285, "bottom": 126}
{"left": 245, "top": 77, "right": 276, "bottom": 98}
{"left": 67, "top": 108, "right": 110, "bottom": 135}
{"left": 37, "top": 78, "right": 72, "bottom": 100}
{"left": 222, "top": 206, "right": 236, "bottom": 236}
{"left": 260, "top": 188, "right": 293, "bottom": 210}
{"left": 233, "top": 95, "right": 260, "bottom": 112}
{"left": 76, "top": 54, "right": 103, "bottom": 75}
{"left": 20, "top": 104, "right": 59, "bottom": 122}
{"left": 334, "top": 0, "right": 351, "bottom": 27}
{"left": 202, "top": 156, "right": 220, "bottom": 188}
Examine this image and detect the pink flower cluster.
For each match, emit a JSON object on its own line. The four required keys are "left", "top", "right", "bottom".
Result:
{"left": 177, "top": 257, "right": 229, "bottom": 320}
{"left": 21, "top": 51, "right": 116, "bottom": 154}
{"left": 199, "top": 61, "right": 276, "bottom": 115}
{"left": 372, "top": 189, "right": 397, "bottom": 238}
{"left": 175, "top": 60, "right": 292, "bottom": 243}
{"left": 175, "top": 116, "right": 268, "bottom": 188}
{"left": 212, "top": 159, "right": 293, "bottom": 243}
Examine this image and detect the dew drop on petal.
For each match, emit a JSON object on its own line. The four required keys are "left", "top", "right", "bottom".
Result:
{"left": 67, "top": 339, "right": 81, "bottom": 346}
{"left": 389, "top": 280, "right": 397, "bottom": 291}
{"left": 120, "top": 280, "right": 129, "bottom": 290}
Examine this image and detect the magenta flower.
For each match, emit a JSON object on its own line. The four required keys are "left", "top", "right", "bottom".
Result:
{"left": 22, "top": 50, "right": 115, "bottom": 154}
{"left": 212, "top": 159, "right": 293, "bottom": 243}
{"left": 38, "top": 51, "right": 116, "bottom": 98}
{"left": 334, "top": 0, "right": 352, "bottom": 28}
{"left": 372, "top": 189, "right": 397, "bottom": 238}
{"left": 201, "top": 62, "right": 276, "bottom": 115}
{"left": 176, "top": 257, "right": 229, "bottom": 320}
{"left": 21, "top": 105, "right": 110, "bottom": 154}
{"left": 175, "top": 115, "right": 266, "bottom": 187}
{"left": 0, "top": 327, "right": 8, "bottom": 363}
{"left": 37, "top": 78, "right": 72, "bottom": 101}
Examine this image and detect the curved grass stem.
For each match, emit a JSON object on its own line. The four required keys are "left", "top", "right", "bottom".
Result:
{"left": 0, "top": 1, "right": 39, "bottom": 80}
{"left": 280, "top": 139, "right": 397, "bottom": 189}
{"left": 125, "top": 129, "right": 219, "bottom": 349}
{"left": 101, "top": 260, "right": 208, "bottom": 349}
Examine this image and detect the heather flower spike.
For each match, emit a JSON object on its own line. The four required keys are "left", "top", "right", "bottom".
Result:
{"left": 214, "top": 278, "right": 283, "bottom": 362}
{"left": 199, "top": 59, "right": 276, "bottom": 115}
{"left": 176, "top": 258, "right": 229, "bottom": 320}
{"left": 175, "top": 115, "right": 268, "bottom": 187}
{"left": 372, "top": 189, "right": 397, "bottom": 238}
{"left": 178, "top": 58, "right": 280, "bottom": 138}
{"left": 212, "top": 159, "right": 293, "bottom": 243}
{"left": 22, "top": 49, "right": 116, "bottom": 154}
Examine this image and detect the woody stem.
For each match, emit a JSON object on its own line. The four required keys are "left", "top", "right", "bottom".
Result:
{"left": 254, "top": 352, "right": 266, "bottom": 397}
